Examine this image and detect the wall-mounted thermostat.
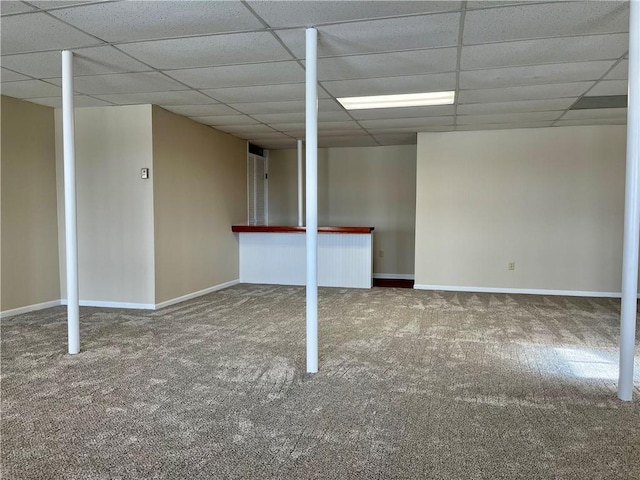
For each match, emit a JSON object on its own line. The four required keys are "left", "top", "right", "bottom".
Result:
{"left": 141, "top": 168, "right": 150, "bottom": 179}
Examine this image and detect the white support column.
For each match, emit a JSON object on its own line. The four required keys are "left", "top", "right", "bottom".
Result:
{"left": 297, "top": 139, "right": 304, "bottom": 227}
{"left": 305, "top": 28, "right": 318, "bottom": 374}
{"left": 619, "top": 0, "right": 640, "bottom": 401}
{"left": 62, "top": 50, "right": 80, "bottom": 355}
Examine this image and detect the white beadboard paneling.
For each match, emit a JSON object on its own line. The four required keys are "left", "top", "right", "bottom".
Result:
{"left": 318, "top": 233, "right": 372, "bottom": 288}
{"left": 240, "top": 233, "right": 306, "bottom": 285}
{"left": 239, "top": 232, "right": 372, "bottom": 288}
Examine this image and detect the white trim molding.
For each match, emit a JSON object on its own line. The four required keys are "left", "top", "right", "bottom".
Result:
{"left": 60, "top": 300, "right": 156, "bottom": 310}
{"left": 0, "top": 300, "right": 62, "bottom": 319}
{"left": 414, "top": 284, "right": 622, "bottom": 298}
{"left": 154, "top": 279, "right": 240, "bottom": 310}
{"left": 373, "top": 273, "right": 415, "bottom": 280}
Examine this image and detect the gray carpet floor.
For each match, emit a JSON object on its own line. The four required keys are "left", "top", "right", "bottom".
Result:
{"left": 2, "top": 284, "right": 640, "bottom": 479}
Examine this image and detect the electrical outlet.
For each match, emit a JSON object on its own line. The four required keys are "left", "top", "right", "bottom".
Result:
{"left": 378, "top": 250, "right": 384, "bottom": 258}
{"left": 508, "top": 262, "right": 515, "bottom": 271}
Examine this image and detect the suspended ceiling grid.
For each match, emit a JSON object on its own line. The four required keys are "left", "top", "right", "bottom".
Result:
{"left": 0, "top": 0, "right": 631, "bottom": 149}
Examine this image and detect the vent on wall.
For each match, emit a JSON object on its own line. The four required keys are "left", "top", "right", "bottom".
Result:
{"left": 247, "top": 152, "right": 268, "bottom": 226}
{"left": 248, "top": 143, "right": 264, "bottom": 157}
{"left": 570, "top": 95, "right": 628, "bottom": 110}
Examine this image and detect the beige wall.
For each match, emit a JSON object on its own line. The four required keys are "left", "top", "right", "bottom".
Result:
{"left": 269, "top": 145, "right": 417, "bottom": 276}
{"left": 415, "top": 126, "right": 627, "bottom": 294}
{"left": 1, "top": 96, "right": 60, "bottom": 312}
{"left": 55, "top": 105, "right": 155, "bottom": 305}
{"left": 152, "top": 106, "right": 247, "bottom": 304}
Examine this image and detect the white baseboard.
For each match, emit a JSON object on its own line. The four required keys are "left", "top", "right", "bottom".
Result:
{"left": 413, "top": 284, "right": 622, "bottom": 298}
{"left": 154, "top": 279, "right": 240, "bottom": 310}
{"left": 4, "top": 281, "right": 241, "bottom": 317}
{"left": 373, "top": 273, "right": 415, "bottom": 280}
{"left": 60, "top": 300, "right": 156, "bottom": 309}
{"left": 0, "top": 299, "right": 62, "bottom": 319}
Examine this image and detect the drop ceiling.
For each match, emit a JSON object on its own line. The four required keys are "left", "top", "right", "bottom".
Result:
{"left": 0, "top": 0, "right": 630, "bottom": 149}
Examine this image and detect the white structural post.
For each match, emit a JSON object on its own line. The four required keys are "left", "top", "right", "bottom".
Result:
{"left": 62, "top": 50, "right": 80, "bottom": 355}
{"left": 305, "top": 28, "right": 318, "bottom": 373}
{"left": 297, "top": 139, "right": 304, "bottom": 227}
{"left": 619, "top": 0, "right": 640, "bottom": 401}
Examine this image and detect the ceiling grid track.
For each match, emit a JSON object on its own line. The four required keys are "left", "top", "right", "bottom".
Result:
{"left": 1, "top": 0, "right": 631, "bottom": 147}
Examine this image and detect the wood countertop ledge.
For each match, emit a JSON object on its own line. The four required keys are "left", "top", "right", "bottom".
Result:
{"left": 232, "top": 225, "right": 374, "bottom": 234}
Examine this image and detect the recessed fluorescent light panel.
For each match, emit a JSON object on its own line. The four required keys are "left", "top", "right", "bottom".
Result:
{"left": 337, "top": 91, "right": 455, "bottom": 110}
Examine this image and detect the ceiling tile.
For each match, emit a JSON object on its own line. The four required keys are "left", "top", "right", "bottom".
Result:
{"left": 554, "top": 118, "right": 626, "bottom": 127}
{"left": 265, "top": 123, "right": 305, "bottom": 133}
{"left": 461, "top": 34, "right": 628, "bottom": 70}
{"left": 466, "top": 1, "right": 535, "bottom": 8}
{"left": 244, "top": 132, "right": 294, "bottom": 141}
{"left": 275, "top": 13, "right": 460, "bottom": 58}
{"left": 463, "top": 1, "right": 629, "bottom": 45}
{"left": 588, "top": 80, "right": 628, "bottom": 96}
{"left": 93, "top": 90, "right": 218, "bottom": 105}
{"left": 571, "top": 95, "right": 626, "bottom": 110}
{"left": 605, "top": 59, "right": 628, "bottom": 80}
{"left": 28, "top": 1, "right": 97, "bottom": 8}
{"left": 49, "top": 1, "right": 264, "bottom": 42}
{"left": 359, "top": 116, "right": 454, "bottom": 129}
{"left": 215, "top": 124, "right": 278, "bottom": 135}
{"left": 253, "top": 141, "right": 297, "bottom": 149}
{"left": 118, "top": 32, "right": 291, "bottom": 70}
{"left": 457, "top": 98, "right": 577, "bottom": 115}
{"left": 166, "top": 61, "right": 305, "bottom": 89}
{"left": 1, "top": 1, "right": 36, "bottom": 15}
{"left": 456, "top": 111, "right": 562, "bottom": 125}
{"left": 457, "top": 121, "right": 554, "bottom": 131}
{"left": 190, "top": 115, "right": 260, "bottom": 126}
{"left": 1, "top": 67, "right": 30, "bottom": 81}
{"left": 285, "top": 128, "right": 370, "bottom": 137}
{"left": 459, "top": 82, "right": 594, "bottom": 104}
{"left": 372, "top": 133, "right": 417, "bottom": 145}
{"left": 271, "top": 121, "right": 362, "bottom": 132}
{"left": 47, "top": 72, "right": 187, "bottom": 95}
{"left": 161, "top": 104, "right": 238, "bottom": 117}
{"left": 251, "top": 111, "right": 352, "bottom": 123}
{"left": 322, "top": 72, "right": 456, "bottom": 97}
{"left": 231, "top": 99, "right": 343, "bottom": 115}
{"left": 252, "top": 142, "right": 296, "bottom": 149}
{"left": 561, "top": 108, "right": 627, "bottom": 120}
{"left": 367, "top": 126, "right": 454, "bottom": 134}
{"left": 459, "top": 61, "right": 615, "bottom": 90}
{"left": 0, "top": 79, "right": 61, "bottom": 98}
{"left": 314, "top": 47, "right": 457, "bottom": 81}
{"left": 27, "top": 95, "right": 112, "bottom": 108}
{"left": 318, "top": 136, "right": 380, "bottom": 148}
{"left": 350, "top": 105, "right": 454, "bottom": 120}
{"left": 0, "top": 45, "right": 151, "bottom": 78}
{"left": 248, "top": 1, "right": 460, "bottom": 28}
{"left": 201, "top": 83, "right": 330, "bottom": 104}
{"left": 0, "top": 12, "right": 103, "bottom": 54}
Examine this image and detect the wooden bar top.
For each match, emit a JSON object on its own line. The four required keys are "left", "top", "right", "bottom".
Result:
{"left": 232, "top": 225, "right": 374, "bottom": 234}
